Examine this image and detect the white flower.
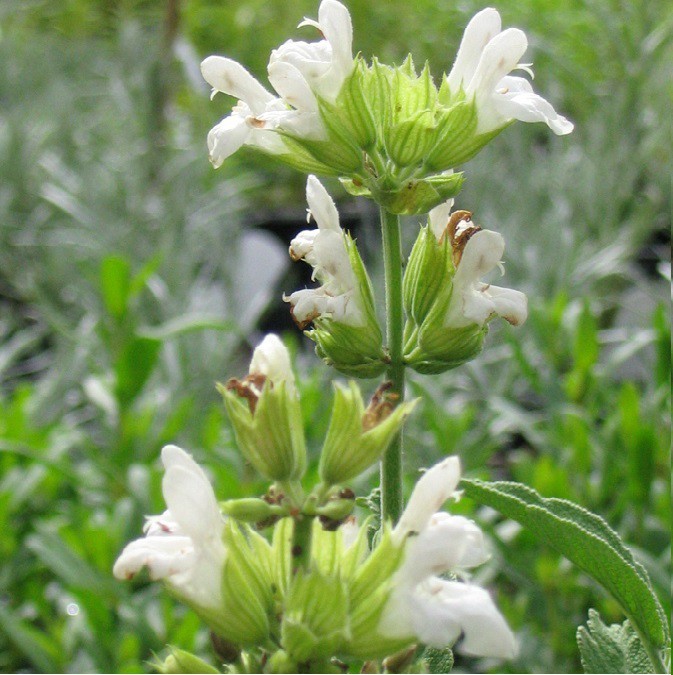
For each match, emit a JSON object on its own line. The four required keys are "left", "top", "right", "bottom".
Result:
{"left": 200, "top": 56, "right": 289, "bottom": 167}
{"left": 249, "top": 334, "right": 296, "bottom": 395}
{"left": 447, "top": 8, "right": 573, "bottom": 136}
{"left": 445, "top": 228, "right": 527, "bottom": 328}
{"left": 113, "top": 445, "right": 226, "bottom": 613}
{"left": 380, "top": 457, "right": 517, "bottom": 659}
{"left": 268, "top": 0, "right": 354, "bottom": 105}
{"left": 284, "top": 175, "right": 365, "bottom": 327}
{"left": 428, "top": 201, "right": 528, "bottom": 329}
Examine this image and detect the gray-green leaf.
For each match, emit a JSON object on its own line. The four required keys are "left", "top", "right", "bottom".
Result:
{"left": 462, "top": 480, "right": 669, "bottom": 650}
{"left": 577, "top": 609, "right": 653, "bottom": 673}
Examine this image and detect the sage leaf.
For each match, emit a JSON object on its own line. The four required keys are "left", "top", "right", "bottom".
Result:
{"left": 577, "top": 609, "right": 653, "bottom": 674}
{"left": 462, "top": 479, "right": 668, "bottom": 650}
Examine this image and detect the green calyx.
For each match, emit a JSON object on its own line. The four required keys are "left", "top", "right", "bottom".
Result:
{"left": 402, "top": 224, "right": 486, "bottom": 373}
{"left": 219, "top": 378, "right": 307, "bottom": 482}
{"left": 304, "top": 234, "right": 386, "bottom": 378}
{"left": 195, "top": 513, "right": 411, "bottom": 667}
{"left": 282, "top": 569, "right": 350, "bottom": 663}
{"left": 319, "top": 381, "right": 417, "bottom": 486}
{"left": 275, "top": 54, "right": 510, "bottom": 213}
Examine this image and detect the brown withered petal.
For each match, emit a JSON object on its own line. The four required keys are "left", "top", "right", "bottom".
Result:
{"left": 439, "top": 209, "right": 472, "bottom": 245}
{"left": 452, "top": 222, "right": 482, "bottom": 267}
{"left": 287, "top": 302, "right": 321, "bottom": 330}
{"left": 225, "top": 372, "right": 267, "bottom": 413}
{"left": 362, "top": 380, "right": 399, "bottom": 431}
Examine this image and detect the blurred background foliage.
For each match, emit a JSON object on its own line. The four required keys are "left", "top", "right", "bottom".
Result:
{"left": 0, "top": 0, "right": 670, "bottom": 672}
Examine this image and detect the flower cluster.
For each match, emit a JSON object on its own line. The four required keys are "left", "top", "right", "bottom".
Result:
{"left": 283, "top": 176, "right": 527, "bottom": 375}
{"left": 202, "top": 1, "right": 571, "bottom": 214}
{"left": 115, "top": 436, "right": 515, "bottom": 671}
{"left": 111, "top": 2, "right": 577, "bottom": 671}
{"left": 200, "top": 0, "right": 353, "bottom": 168}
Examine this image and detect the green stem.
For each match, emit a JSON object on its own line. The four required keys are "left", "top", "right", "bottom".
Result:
{"left": 291, "top": 514, "right": 313, "bottom": 573}
{"left": 379, "top": 206, "right": 405, "bottom": 525}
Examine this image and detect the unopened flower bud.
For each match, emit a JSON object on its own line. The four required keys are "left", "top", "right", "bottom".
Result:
{"left": 316, "top": 496, "right": 355, "bottom": 523}
{"left": 219, "top": 335, "right": 307, "bottom": 481}
{"left": 156, "top": 648, "right": 220, "bottom": 674}
{"left": 220, "top": 498, "right": 281, "bottom": 523}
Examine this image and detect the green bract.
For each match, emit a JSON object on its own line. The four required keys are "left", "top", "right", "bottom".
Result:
{"left": 195, "top": 515, "right": 409, "bottom": 667}
{"left": 319, "top": 381, "right": 417, "bottom": 486}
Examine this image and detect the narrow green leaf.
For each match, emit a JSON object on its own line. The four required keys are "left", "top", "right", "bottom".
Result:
{"left": 100, "top": 255, "right": 131, "bottom": 319}
{"left": 137, "top": 314, "right": 236, "bottom": 340}
{"left": 0, "top": 604, "right": 62, "bottom": 672}
{"left": 26, "top": 529, "right": 118, "bottom": 599}
{"left": 114, "top": 336, "right": 161, "bottom": 406}
{"left": 462, "top": 479, "right": 669, "bottom": 649}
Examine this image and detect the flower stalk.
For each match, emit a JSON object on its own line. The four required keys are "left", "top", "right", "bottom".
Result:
{"left": 380, "top": 206, "right": 405, "bottom": 525}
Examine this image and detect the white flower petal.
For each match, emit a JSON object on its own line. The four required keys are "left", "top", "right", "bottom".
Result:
{"left": 455, "top": 230, "right": 505, "bottom": 282}
{"left": 306, "top": 175, "right": 342, "bottom": 232}
{"left": 200, "top": 56, "right": 274, "bottom": 113}
{"left": 469, "top": 28, "right": 528, "bottom": 98}
{"left": 113, "top": 535, "right": 195, "bottom": 581}
{"left": 289, "top": 229, "right": 319, "bottom": 260}
{"left": 484, "top": 284, "right": 528, "bottom": 326}
{"left": 206, "top": 114, "right": 251, "bottom": 168}
{"left": 162, "top": 462, "right": 222, "bottom": 541}
{"left": 285, "top": 288, "right": 322, "bottom": 323}
{"left": 378, "top": 585, "right": 415, "bottom": 640}
{"left": 270, "top": 39, "right": 332, "bottom": 81}
{"left": 317, "top": 0, "right": 354, "bottom": 83}
{"left": 144, "top": 510, "right": 182, "bottom": 536}
{"left": 443, "top": 228, "right": 528, "bottom": 328}
{"left": 259, "top": 109, "right": 327, "bottom": 140}
{"left": 249, "top": 334, "right": 295, "bottom": 387}
{"left": 447, "top": 8, "right": 502, "bottom": 91}
{"left": 161, "top": 445, "right": 210, "bottom": 483}
{"left": 400, "top": 513, "right": 489, "bottom": 584}
{"left": 395, "top": 456, "right": 461, "bottom": 537}
{"left": 312, "top": 230, "right": 354, "bottom": 286}
{"left": 285, "top": 177, "right": 364, "bottom": 327}
{"left": 408, "top": 582, "right": 463, "bottom": 647}
{"left": 496, "top": 89, "right": 574, "bottom": 134}
{"left": 429, "top": 198, "right": 455, "bottom": 241}
{"left": 430, "top": 581, "right": 517, "bottom": 658}
{"left": 268, "top": 60, "right": 319, "bottom": 112}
